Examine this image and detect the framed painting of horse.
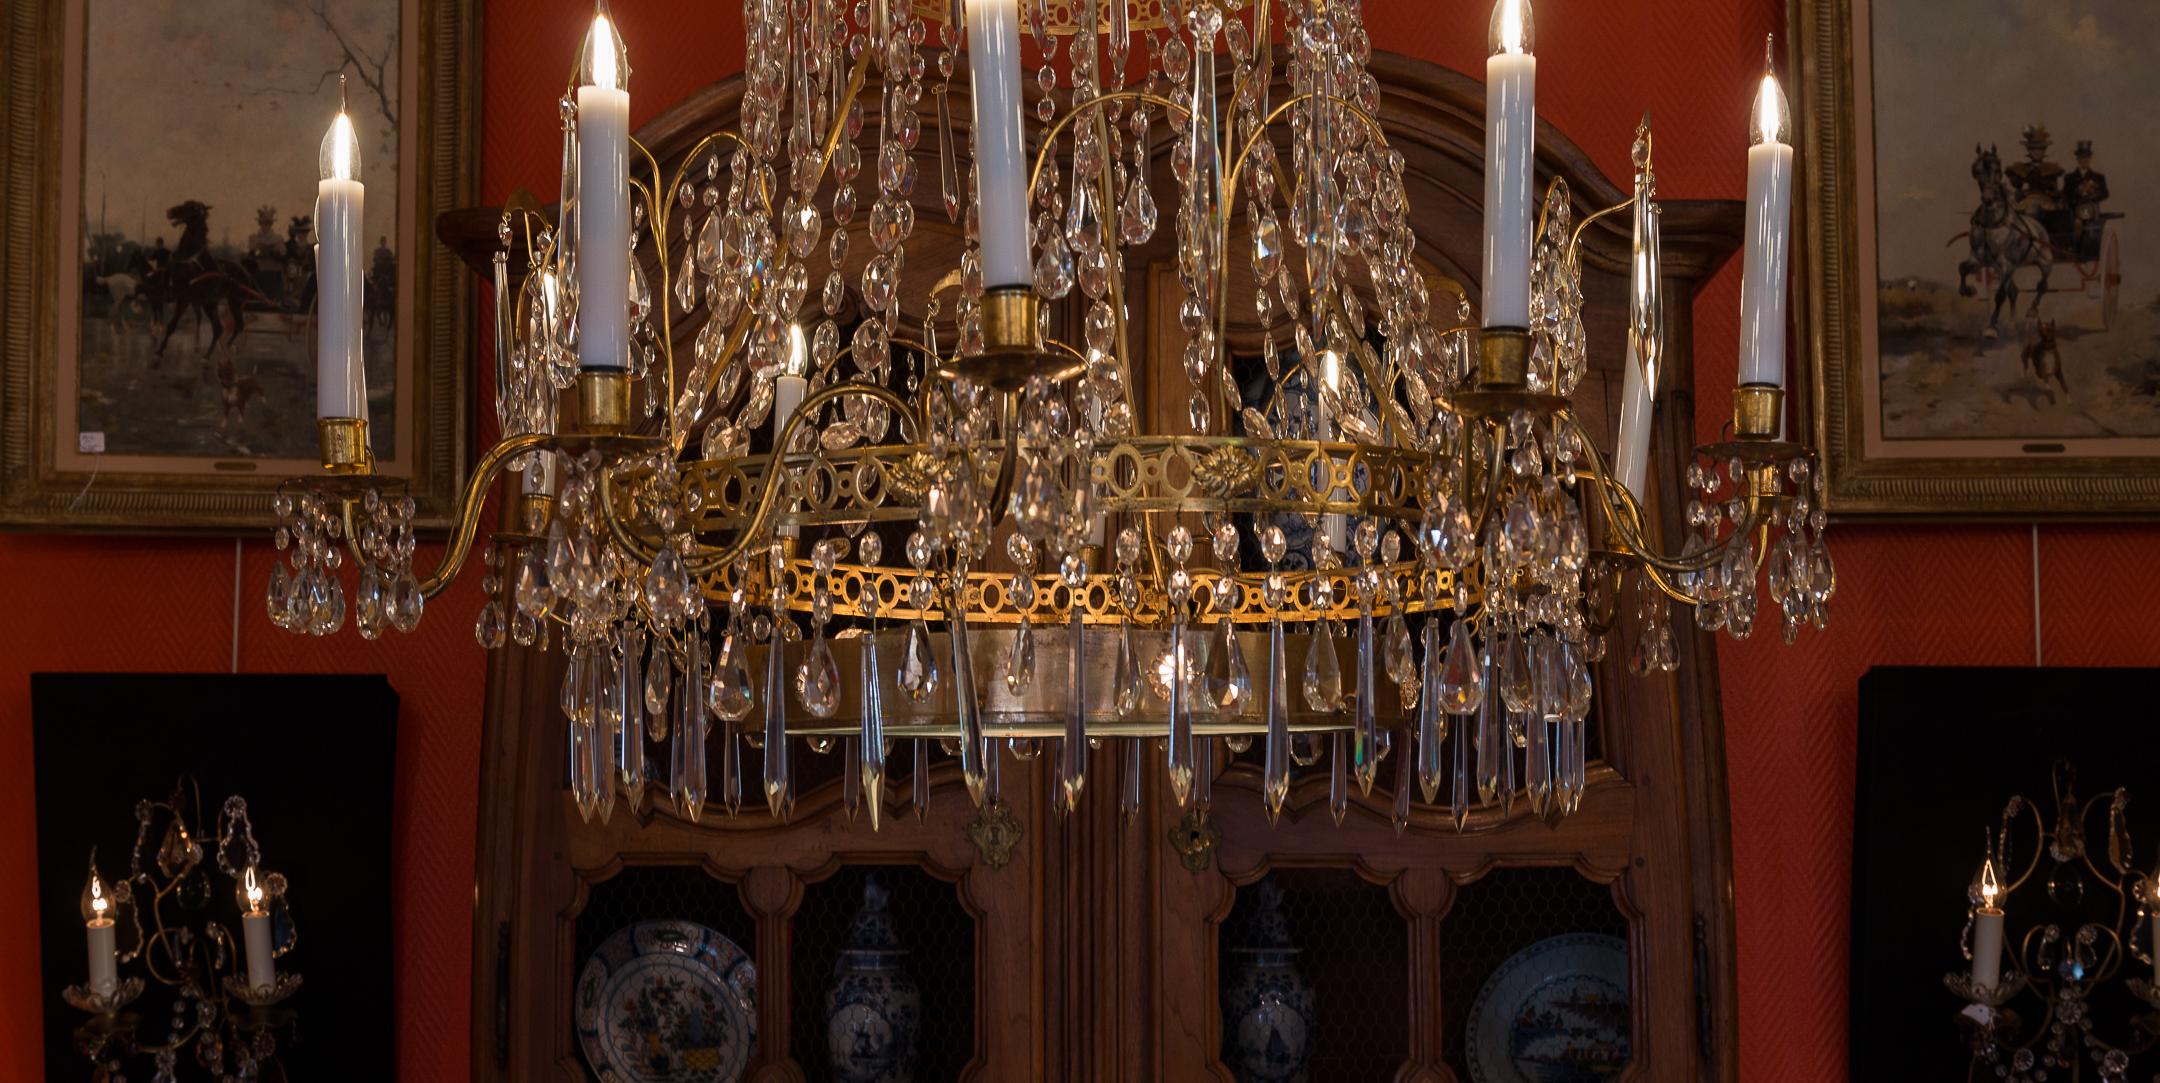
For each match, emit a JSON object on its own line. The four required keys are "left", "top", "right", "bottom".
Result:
{"left": 1794, "top": 0, "right": 2160, "bottom": 516}
{"left": 0, "top": 0, "right": 473, "bottom": 530}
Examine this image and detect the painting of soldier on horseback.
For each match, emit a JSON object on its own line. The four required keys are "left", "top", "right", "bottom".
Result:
{"left": 1860, "top": 0, "right": 2159, "bottom": 447}
{"left": 67, "top": 0, "right": 400, "bottom": 461}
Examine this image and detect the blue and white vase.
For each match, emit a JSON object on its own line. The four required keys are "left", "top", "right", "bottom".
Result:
{"left": 1221, "top": 878, "right": 1316, "bottom": 1083}
{"left": 824, "top": 875, "right": 922, "bottom": 1083}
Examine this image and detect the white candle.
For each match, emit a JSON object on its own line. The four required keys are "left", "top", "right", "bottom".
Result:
{"left": 1738, "top": 43, "right": 1793, "bottom": 390}
{"left": 243, "top": 911, "right": 276, "bottom": 991}
{"left": 966, "top": 0, "right": 1030, "bottom": 289}
{"left": 315, "top": 92, "right": 366, "bottom": 421}
{"left": 577, "top": 9, "right": 632, "bottom": 371}
{"left": 1970, "top": 858, "right": 2005, "bottom": 991}
{"left": 86, "top": 919, "right": 118, "bottom": 997}
{"left": 1971, "top": 907, "right": 2005, "bottom": 991}
{"left": 773, "top": 323, "right": 808, "bottom": 537}
{"left": 82, "top": 866, "right": 118, "bottom": 996}
{"left": 239, "top": 866, "right": 276, "bottom": 992}
{"left": 1613, "top": 184, "right": 1662, "bottom": 504}
{"left": 1481, "top": 0, "right": 1536, "bottom": 329}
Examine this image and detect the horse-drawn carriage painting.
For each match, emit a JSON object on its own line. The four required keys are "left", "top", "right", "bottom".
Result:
{"left": 1863, "top": 0, "right": 2160, "bottom": 449}
{"left": 69, "top": 0, "right": 399, "bottom": 461}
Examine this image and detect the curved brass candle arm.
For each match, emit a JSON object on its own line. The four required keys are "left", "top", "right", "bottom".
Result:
{"left": 406, "top": 432, "right": 556, "bottom": 597}
{"left": 2000, "top": 794, "right": 2049, "bottom": 896}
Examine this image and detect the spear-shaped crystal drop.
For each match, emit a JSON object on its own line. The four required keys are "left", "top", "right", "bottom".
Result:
{"left": 1391, "top": 725, "right": 1415, "bottom": 835}
{"left": 1354, "top": 612, "right": 1379, "bottom": 794}
{"left": 1121, "top": 734, "right": 1144, "bottom": 821}
{"left": 1166, "top": 618, "right": 1195, "bottom": 808}
{"left": 1476, "top": 643, "right": 1506, "bottom": 803}
{"left": 1525, "top": 708, "right": 1552, "bottom": 817}
{"left": 1417, "top": 622, "right": 1446, "bottom": 803}
{"left": 679, "top": 627, "right": 711, "bottom": 821}
{"left": 1060, "top": 608, "right": 1087, "bottom": 811}
{"left": 590, "top": 649, "right": 618, "bottom": 823}
{"left": 763, "top": 633, "right": 793, "bottom": 819}
{"left": 910, "top": 739, "right": 931, "bottom": 822}
{"left": 861, "top": 633, "right": 885, "bottom": 831}
{"left": 1263, "top": 618, "right": 1291, "bottom": 821}
{"left": 1451, "top": 648, "right": 1476, "bottom": 832}
{"left": 720, "top": 711, "right": 742, "bottom": 818}
{"left": 1209, "top": 617, "right": 1250, "bottom": 717}
{"left": 616, "top": 634, "right": 646, "bottom": 812}
{"left": 1114, "top": 624, "right": 1145, "bottom": 717}
{"left": 1006, "top": 617, "right": 1037, "bottom": 695}
{"left": 1302, "top": 623, "right": 1343, "bottom": 712}
{"left": 1194, "top": 732, "right": 1215, "bottom": 815}
{"left": 1329, "top": 731, "right": 1350, "bottom": 826}
{"left": 952, "top": 613, "right": 987, "bottom": 806}
{"left": 569, "top": 712, "right": 596, "bottom": 823}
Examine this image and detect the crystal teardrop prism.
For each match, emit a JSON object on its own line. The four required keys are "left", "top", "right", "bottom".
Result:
{"left": 1006, "top": 617, "right": 1037, "bottom": 694}
{"left": 1302, "top": 625, "right": 1343, "bottom": 712}
{"left": 1436, "top": 621, "right": 1485, "bottom": 715}
{"left": 897, "top": 620, "right": 939, "bottom": 702}
{"left": 798, "top": 633, "right": 841, "bottom": 718}
{"left": 710, "top": 634, "right": 755, "bottom": 721}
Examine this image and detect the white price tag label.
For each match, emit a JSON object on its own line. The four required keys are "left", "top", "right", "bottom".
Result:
{"left": 78, "top": 432, "right": 106, "bottom": 454}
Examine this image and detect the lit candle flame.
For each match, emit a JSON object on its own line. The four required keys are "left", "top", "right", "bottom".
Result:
{"left": 244, "top": 866, "right": 265, "bottom": 913}
{"left": 1979, "top": 858, "right": 2000, "bottom": 908}
{"left": 1754, "top": 75, "right": 1784, "bottom": 144}
{"left": 590, "top": 14, "right": 619, "bottom": 91}
{"left": 786, "top": 322, "right": 808, "bottom": 377}
{"left": 329, "top": 112, "right": 357, "bottom": 181}
{"left": 89, "top": 876, "right": 107, "bottom": 917}
{"left": 1497, "top": 0, "right": 1527, "bottom": 54}
{"left": 1319, "top": 348, "right": 1343, "bottom": 396}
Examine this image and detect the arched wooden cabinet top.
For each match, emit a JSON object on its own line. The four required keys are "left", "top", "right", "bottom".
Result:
{"left": 454, "top": 50, "right": 1742, "bottom": 1083}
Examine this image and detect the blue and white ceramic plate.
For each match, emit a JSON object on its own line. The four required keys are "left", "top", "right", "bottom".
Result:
{"left": 1465, "top": 933, "right": 1630, "bottom": 1083}
{"left": 575, "top": 920, "right": 758, "bottom": 1083}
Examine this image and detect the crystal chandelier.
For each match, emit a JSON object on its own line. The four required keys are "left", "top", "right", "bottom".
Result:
{"left": 1951, "top": 762, "right": 2160, "bottom": 1082}
{"left": 268, "top": 0, "right": 1833, "bottom": 832}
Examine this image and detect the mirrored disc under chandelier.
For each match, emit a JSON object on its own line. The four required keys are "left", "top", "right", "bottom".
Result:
{"left": 270, "top": 0, "right": 1832, "bottom": 833}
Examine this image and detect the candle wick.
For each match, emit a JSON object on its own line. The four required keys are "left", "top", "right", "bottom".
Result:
{"left": 339, "top": 72, "right": 348, "bottom": 115}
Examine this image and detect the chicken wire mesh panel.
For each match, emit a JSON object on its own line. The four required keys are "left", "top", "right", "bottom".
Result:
{"left": 1218, "top": 867, "right": 1411, "bottom": 1081}
{"left": 1439, "top": 866, "right": 1629, "bottom": 1081}
{"left": 790, "top": 864, "right": 976, "bottom": 1080}
{"left": 573, "top": 864, "right": 762, "bottom": 1073}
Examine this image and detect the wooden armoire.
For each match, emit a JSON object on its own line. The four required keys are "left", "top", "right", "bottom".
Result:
{"left": 456, "top": 52, "right": 1744, "bottom": 1083}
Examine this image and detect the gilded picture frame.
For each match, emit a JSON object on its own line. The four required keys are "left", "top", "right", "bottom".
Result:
{"left": 0, "top": 0, "right": 473, "bottom": 531}
{"left": 1794, "top": 0, "right": 2160, "bottom": 517}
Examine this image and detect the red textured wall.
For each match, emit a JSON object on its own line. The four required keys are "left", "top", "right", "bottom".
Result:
{"left": 5, "top": 3, "right": 2157, "bottom": 1082}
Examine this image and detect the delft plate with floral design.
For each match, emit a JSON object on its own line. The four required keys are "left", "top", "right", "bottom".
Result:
{"left": 1466, "top": 933, "right": 1630, "bottom": 1083}
{"left": 576, "top": 919, "right": 758, "bottom": 1083}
